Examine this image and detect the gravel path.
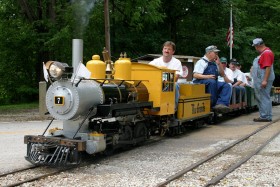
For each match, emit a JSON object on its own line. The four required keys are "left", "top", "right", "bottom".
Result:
{"left": 0, "top": 109, "right": 51, "bottom": 122}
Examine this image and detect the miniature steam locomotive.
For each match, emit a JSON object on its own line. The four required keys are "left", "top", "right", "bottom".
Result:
{"left": 24, "top": 50, "right": 213, "bottom": 166}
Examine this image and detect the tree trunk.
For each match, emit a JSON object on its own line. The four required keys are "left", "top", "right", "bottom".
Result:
{"left": 47, "top": 0, "right": 56, "bottom": 23}
{"left": 18, "top": 0, "right": 35, "bottom": 22}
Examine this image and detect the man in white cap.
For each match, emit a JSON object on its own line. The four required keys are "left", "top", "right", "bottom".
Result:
{"left": 193, "top": 46, "right": 231, "bottom": 113}
{"left": 251, "top": 38, "right": 275, "bottom": 122}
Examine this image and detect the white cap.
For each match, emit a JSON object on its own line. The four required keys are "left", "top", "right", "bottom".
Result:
{"left": 252, "top": 38, "right": 264, "bottom": 46}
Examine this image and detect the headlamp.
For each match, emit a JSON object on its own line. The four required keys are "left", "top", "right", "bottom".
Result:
{"left": 46, "top": 61, "right": 70, "bottom": 80}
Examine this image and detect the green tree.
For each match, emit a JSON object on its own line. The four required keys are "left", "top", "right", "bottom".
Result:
{"left": 0, "top": 0, "right": 280, "bottom": 104}
{"left": 0, "top": 0, "right": 73, "bottom": 103}
{"left": 0, "top": 1, "right": 38, "bottom": 103}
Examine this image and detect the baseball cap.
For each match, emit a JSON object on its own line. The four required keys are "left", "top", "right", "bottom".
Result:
{"left": 252, "top": 38, "right": 264, "bottom": 46}
{"left": 220, "top": 57, "right": 227, "bottom": 63}
{"left": 229, "top": 58, "right": 239, "bottom": 65}
{"left": 205, "top": 45, "right": 220, "bottom": 53}
{"left": 244, "top": 72, "right": 251, "bottom": 78}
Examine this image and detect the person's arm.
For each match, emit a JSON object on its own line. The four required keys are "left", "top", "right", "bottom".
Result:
{"left": 223, "top": 74, "right": 233, "bottom": 83}
{"left": 224, "top": 69, "right": 234, "bottom": 84}
{"left": 175, "top": 61, "right": 183, "bottom": 82}
{"left": 232, "top": 71, "right": 244, "bottom": 86}
{"left": 175, "top": 74, "right": 179, "bottom": 82}
{"left": 259, "top": 50, "right": 274, "bottom": 88}
{"left": 240, "top": 73, "right": 248, "bottom": 86}
{"left": 215, "top": 58, "right": 226, "bottom": 77}
{"left": 233, "top": 80, "right": 242, "bottom": 87}
{"left": 261, "top": 66, "right": 271, "bottom": 88}
{"left": 193, "top": 73, "right": 216, "bottom": 79}
{"left": 193, "top": 59, "right": 216, "bottom": 80}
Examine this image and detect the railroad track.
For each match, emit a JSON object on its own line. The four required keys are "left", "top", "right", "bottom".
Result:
{"left": 156, "top": 118, "right": 280, "bottom": 187}
{"left": 0, "top": 165, "right": 74, "bottom": 187}
{"left": 0, "top": 135, "right": 164, "bottom": 187}
{"left": 0, "top": 166, "right": 38, "bottom": 178}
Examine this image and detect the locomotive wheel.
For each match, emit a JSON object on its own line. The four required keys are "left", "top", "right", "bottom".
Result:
{"left": 194, "top": 120, "right": 205, "bottom": 128}
{"left": 167, "top": 126, "right": 177, "bottom": 136}
{"left": 134, "top": 122, "right": 147, "bottom": 138}
{"left": 120, "top": 125, "right": 133, "bottom": 141}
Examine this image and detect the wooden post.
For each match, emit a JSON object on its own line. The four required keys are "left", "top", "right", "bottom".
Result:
{"left": 39, "top": 81, "right": 47, "bottom": 117}
{"left": 104, "top": 0, "right": 111, "bottom": 56}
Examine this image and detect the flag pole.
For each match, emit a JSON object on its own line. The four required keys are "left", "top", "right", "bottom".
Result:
{"left": 230, "top": 4, "right": 233, "bottom": 59}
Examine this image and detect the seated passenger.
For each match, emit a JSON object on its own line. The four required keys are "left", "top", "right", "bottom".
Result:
{"left": 229, "top": 59, "right": 246, "bottom": 102}
{"left": 149, "top": 41, "right": 183, "bottom": 110}
{"left": 236, "top": 61, "right": 250, "bottom": 87}
{"left": 218, "top": 57, "right": 234, "bottom": 84}
{"left": 217, "top": 57, "right": 234, "bottom": 103}
{"left": 193, "top": 46, "right": 231, "bottom": 113}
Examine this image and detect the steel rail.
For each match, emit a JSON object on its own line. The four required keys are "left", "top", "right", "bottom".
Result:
{"left": 204, "top": 122, "right": 280, "bottom": 186}
{"left": 0, "top": 166, "right": 38, "bottom": 178}
{"left": 4, "top": 168, "right": 69, "bottom": 187}
{"left": 156, "top": 117, "right": 280, "bottom": 187}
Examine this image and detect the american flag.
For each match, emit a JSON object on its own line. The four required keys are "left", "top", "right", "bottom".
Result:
{"left": 227, "top": 5, "right": 234, "bottom": 48}
{"left": 226, "top": 25, "right": 234, "bottom": 47}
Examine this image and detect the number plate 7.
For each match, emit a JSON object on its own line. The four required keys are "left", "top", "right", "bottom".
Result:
{"left": 54, "top": 96, "right": 64, "bottom": 105}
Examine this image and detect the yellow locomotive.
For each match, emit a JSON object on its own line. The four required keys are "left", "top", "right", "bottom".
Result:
{"left": 24, "top": 51, "right": 212, "bottom": 166}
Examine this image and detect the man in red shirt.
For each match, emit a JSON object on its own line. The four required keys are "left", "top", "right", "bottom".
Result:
{"left": 251, "top": 38, "right": 275, "bottom": 122}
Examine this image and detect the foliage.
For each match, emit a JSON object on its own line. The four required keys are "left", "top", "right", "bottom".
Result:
{"left": 0, "top": 2, "right": 38, "bottom": 104}
{"left": 0, "top": 102, "right": 38, "bottom": 113}
{"left": 0, "top": 0, "right": 280, "bottom": 104}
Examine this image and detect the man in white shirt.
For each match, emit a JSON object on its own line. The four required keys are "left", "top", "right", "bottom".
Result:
{"left": 149, "top": 41, "right": 183, "bottom": 109}
{"left": 236, "top": 62, "right": 250, "bottom": 87}
{"left": 229, "top": 59, "right": 246, "bottom": 103}
{"left": 217, "top": 57, "right": 234, "bottom": 107}
{"left": 218, "top": 57, "right": 234, "bottom": 84}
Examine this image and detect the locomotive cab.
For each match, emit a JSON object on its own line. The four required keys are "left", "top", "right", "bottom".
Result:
{"left": 131, "top": 63, "right": 176, "bottom": 116}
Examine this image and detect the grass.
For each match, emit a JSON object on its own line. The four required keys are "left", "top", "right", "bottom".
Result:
{"left": 0, "top": 102, "right": 38, "bottom": 113}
